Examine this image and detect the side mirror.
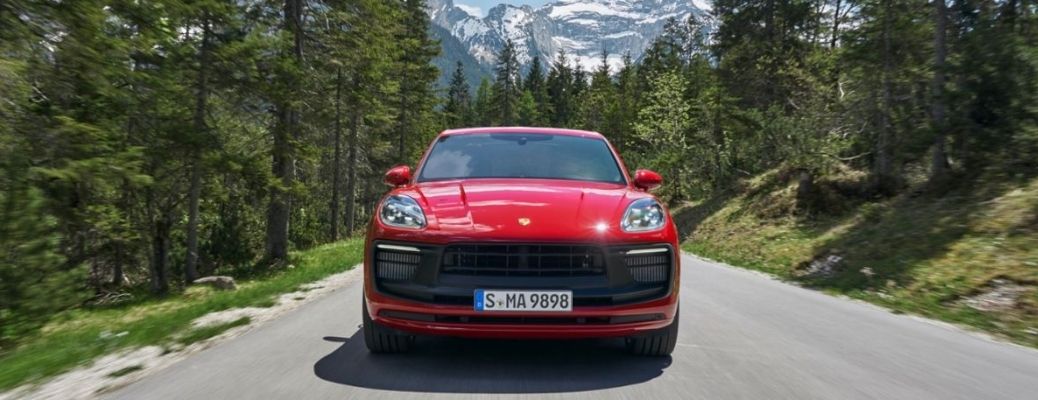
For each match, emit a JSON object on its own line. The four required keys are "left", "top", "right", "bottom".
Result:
{"left": 384, "top": 165, "right": 411, "bottom": 187}
{"left": 633, "top": 169, "right": 663, "bottom": 191}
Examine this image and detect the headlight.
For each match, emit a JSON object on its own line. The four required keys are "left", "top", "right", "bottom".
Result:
{"left": 621, "top": 198, "right": 665, "bottom": 232}
{"left": 379, "top": 195, "right": 426, "bottom": 229}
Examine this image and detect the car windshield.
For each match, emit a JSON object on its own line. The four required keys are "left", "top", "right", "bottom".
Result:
{"left": 417, "top": 133, "right": 625, "bottom": 184}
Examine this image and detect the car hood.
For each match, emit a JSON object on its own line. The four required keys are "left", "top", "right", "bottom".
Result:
{"left": 400, "top": 179, "right": 651, "bottom": 241}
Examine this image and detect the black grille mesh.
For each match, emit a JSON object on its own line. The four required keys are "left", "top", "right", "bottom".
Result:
{"left": 375, "top": 249, "right": 420, "bottom": 281}
{"left": 625, "top": 252, "right": 670, "bottom": 283}
{"left": 441, "top": 244, "right": 606, "bottom": 277}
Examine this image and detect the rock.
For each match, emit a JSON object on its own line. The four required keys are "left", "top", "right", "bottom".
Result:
{"left": 798, "top": 254, "right": 844, "bottom": 279}
{"left": 98, "top": 330, "right": 129, "bottom": 340}
{"left": 193, "top": 276, "right": 237, "bottom": 291}
{"left": 962, "top": 279, "right": 1029, "bottom": 312}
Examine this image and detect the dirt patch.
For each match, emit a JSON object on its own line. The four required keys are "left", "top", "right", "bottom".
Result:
{"left": 962, "top": 279, "right": 1031, "bottom": 312}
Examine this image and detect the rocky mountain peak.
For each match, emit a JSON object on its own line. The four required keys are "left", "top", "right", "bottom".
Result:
{"left": 429, "top": 0, "right": 711, "bottom": 77}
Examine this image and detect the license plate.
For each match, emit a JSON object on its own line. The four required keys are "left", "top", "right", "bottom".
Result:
{"left": 474, "top": 289, "right": 572, "bottom": 312}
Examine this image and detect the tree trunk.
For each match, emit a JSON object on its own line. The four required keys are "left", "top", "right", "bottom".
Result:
{"left": 929, "top": 0, "right": 949, "bottom": 184}
{"left": 398, "top": 96, "right": 407, "bottom": 164}
{"left": 112, "top": 179, "right": 131, "bottom": 287}
{"left": 345, "top": 107, "right": 360, "bottom": 235}
{"left": 266, "top": 109, "right": 292, "bottom": 261}
{"left": 830, "top": 0, "right": 842, "bottom": 50}
{"left": 330, "top": 67, "right": 343, "bottom": 241}
{"left": 873, "top": 0, "right": 897, "bottom": 194}
{"left": 764, "top": 0, "right": 777, "bottom": 106}
{"left": 112, "top": 251, "right": 124, "bottom": 287}
{"left": 796, "top": 169, "right": 816, "bottom": 212}
{"left": 266, "top": 0, "right": 303, "bottom": 261}
{"left": 150, "top": 213, "right": 172, "bottom": 295}
{"left": 361, "top": 171, "right": 373, "bottom": 225}
{"left": 830, "top": 0, "right": 843, "bottom": 97}
{"left": 185, "top": 14, "right": 212, "bottom": 284}
{"left": 711, "top": 88, "right": 726, "bottom": 188}
{"left": 185, "top": 159, "right": 203, "bottom": 282}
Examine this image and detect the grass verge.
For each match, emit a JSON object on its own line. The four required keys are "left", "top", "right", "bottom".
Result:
{"left": 175, "top": 317, "right": 251, "bottom": 346}
{"left": 677, "top": 170, "right": 1038, "bottom": 347}
{"left": 0, "top": 239, "right": 364, "bottom": 391}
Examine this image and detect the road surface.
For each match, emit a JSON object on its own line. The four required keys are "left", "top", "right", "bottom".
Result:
{"left": 108, "top": 254, "right": 1038, "bottom": 399}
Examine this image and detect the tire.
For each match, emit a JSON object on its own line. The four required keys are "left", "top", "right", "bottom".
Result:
{"left": 626, "top": 308, "right": 679, "bottom": 356}
{"left": 362, "top": 298, "right": 413, "bottom": 353}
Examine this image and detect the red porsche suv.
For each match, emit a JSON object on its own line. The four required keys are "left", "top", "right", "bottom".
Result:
{"left": 362, "top": 127, "right": 680, "bottom": 356}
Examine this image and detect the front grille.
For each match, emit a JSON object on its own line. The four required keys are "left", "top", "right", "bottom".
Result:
{"left": 624, "top": 250, "right": 670, "bottom": 283}
{"left": 375, "top": 248, "right": 420, "bottom": 281}
{"left": 440, "top": 244, "right": 606, "bottom": 277}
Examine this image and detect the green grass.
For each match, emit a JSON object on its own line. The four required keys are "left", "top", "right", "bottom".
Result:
{"left": 678, "top": 171, "right": 1038, "bottom": 347}
{"left": 0, "top": 239, "right": 364, "bottom": 391}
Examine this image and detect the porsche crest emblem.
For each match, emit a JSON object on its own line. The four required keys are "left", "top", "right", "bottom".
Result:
{"left": 517, "top": 218, "right": 531, "bottom": 226}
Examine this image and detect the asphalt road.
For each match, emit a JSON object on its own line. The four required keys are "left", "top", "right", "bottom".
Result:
{"left": 108, "top": 254, "right": 1038, "bottom": 400}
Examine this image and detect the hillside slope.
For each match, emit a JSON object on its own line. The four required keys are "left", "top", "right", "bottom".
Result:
{"left": 677, "top": 169, "right": 1038, "bottom": 347}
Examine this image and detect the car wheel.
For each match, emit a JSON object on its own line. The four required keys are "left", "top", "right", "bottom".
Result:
{"left": 362, "top": 298, "right": 413, "bottom": 353}
{"left": 626, "top": 307, "right": 679, "bottom": 356}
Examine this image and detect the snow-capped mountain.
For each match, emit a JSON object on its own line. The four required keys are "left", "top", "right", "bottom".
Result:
{"left": 428, "top": 0, "right": 711, "bottom": 75}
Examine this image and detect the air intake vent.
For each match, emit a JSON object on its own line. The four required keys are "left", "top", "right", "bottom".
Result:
{"left": 625, "top": 250, "right": 670, "bottom": 283}
{"left": 375, "top": 248, "right": 420, "bottom": 281}
{"left": 441, "top": 244, "right": 606, "bottom": 277}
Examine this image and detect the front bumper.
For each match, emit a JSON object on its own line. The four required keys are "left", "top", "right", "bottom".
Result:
{"left": 365, "top": 289, "right": 678, "bottom": 339}
{"left": 363, "top": 240, "right": 680, "bottom": 339}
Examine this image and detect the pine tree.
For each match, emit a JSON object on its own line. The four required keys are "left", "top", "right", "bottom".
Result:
{"left": 0, "top": 14, "right": 88, "bottom": 343}
{"left": 0, "top": 186, "right": 86, "bottom": 344}
{"left": 265, "top": 0, "right": 305, "bottom": 262}
{"left": 581, "top": 49, "right": 617, "bottom": 135}
{"left": 0, "top": 0, "right": 446, "bottom": 345}
{"left": 639, "top": 18, "right": 685, "bottom": 90}
{"left": 634, "top": 71, "right": 692, "bottom": 200}
{"left": 614, "top": 52, "right": 637, "bottom": 152}
{"left": 393, "top": 0, "right": 441, "bottom": 162}
{"left": 473, "top": 77, "right": 494, "bottom": 127}
{"left": 844, "top": 0, "right": 930, "bottom": 194}
{"left": 711, "top": 0, "right": 821, "bottom": 110}
{"left": 929, "top": 0, "right": 950, "bottom": 184}
{"left": 492, "top": 39, "right": 521, "bottom": 126}
{"left": 547, "top": 49, "right": 574, "bottom": 126}
{"left": 572, "top": 63, "right": 588, "bottom": 101}
{"left": 334, "top": 0, "right": 400, "bottom": 235}
{"left": 182, "top": 0, "right": 239, "bottom": 283}
{"left": 948, "top": 0, "right": 1038, "bottom": 170}
{"left": 28, "top": 0, "right": 151, "bottom": 289}
{"left": 517, "top": 90, "right": 541, "bottom": 126}
{"left": 446, "top": 61, "right": 471, "bottom": 128}
{"left": 524, "top": 57, "right": 550, "bottom": 125}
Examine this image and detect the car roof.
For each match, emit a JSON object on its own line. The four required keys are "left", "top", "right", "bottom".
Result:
{"left": 439, "top": 127, "right": 605, "bottom": 139}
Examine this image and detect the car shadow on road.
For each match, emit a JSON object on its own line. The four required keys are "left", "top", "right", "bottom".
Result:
{"left": 313, "top": 329, "right": 672, "bottom": 393}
